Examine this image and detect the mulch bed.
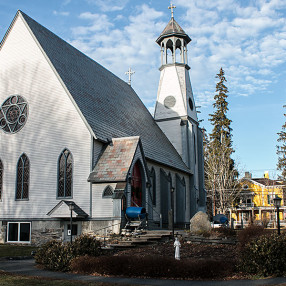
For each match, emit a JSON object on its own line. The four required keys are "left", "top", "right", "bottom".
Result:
{"left": 111, "top": 240, "right": 239, "bottom": 261}
{"left": 88, "top": 240, "right": 249, "bottom": 280}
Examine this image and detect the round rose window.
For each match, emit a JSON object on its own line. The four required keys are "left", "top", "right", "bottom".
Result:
{"left": 0, "top": 95, "right": 29, "bottom": 134}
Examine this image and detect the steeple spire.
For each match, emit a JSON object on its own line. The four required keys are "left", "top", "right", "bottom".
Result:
{"left": 156, "top": 4, "right": 191, "bottom": 67}
{"left": 168, "top": 2, "right": 176, "bottom": 18}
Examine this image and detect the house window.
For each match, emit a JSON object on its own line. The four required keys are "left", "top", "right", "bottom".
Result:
{"left": 102, "top": 185, "right": 113, "bottom": 198}
{"left": 58, "top": 149, "right": 73, "bottom": 198}
{"left": 267, "top": 194, "right": 275, "bottom": 205}
{"left": 0, "top": 159, "right": 3, "bottom": 200}
{"left": 16, "top": 154, "right": 29, "bottom": 200}
{"left": 7, "top": 222, "right": 31, "bottom": 243}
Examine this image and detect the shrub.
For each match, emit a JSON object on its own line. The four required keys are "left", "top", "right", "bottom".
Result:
{"left": 71, "top": 255, "right": 236, "bottom": 279}
{"left": 214, "top": 227, "right": 236, "bottom": 237}
{"left": 35, "top": 240, "right": 73, "bottom": 272}
{"left": 72, "top": 234, "right": 102, "bottom": 257}
{"left": 35, "top": 235, "right": 101, "bottom": 272}
{"left": 240, "top": 233, "right": 286, "bottom": 276}
{"left": 237, "top": 225, "right": 268, "bottom": 247}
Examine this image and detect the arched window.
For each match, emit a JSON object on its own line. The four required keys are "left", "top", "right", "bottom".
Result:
{"left": 102, "top": 185, "right": 113, "bottom": 198}
{"left": 0, "top": 159, "right": 3, "bottom": 200}
{"left": 150, "top": 168, "right": 156, "bottom": 206}
{"left": 16, "top": 154, "right": 29, "bottom": 200}
{"left": 58, "top": 149, "right": 73, "bottom": 198}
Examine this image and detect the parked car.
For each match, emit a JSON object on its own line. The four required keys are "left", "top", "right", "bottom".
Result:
{"left": 212, "top": 214, "right": 229, "bottom": 228}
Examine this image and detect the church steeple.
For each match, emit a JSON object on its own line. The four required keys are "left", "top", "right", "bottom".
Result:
{"left": 154, "top": 4, "right": 198, "bottom": 168}
{"left": 156, "top": 5, "right": 191, "bottom": 67}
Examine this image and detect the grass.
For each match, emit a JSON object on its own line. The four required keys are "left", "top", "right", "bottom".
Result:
{"left": 0, "top": 272, "right": 129, "bottom": 286}
{"left": 0, "top": 244, "right": 38, "bottom": 257}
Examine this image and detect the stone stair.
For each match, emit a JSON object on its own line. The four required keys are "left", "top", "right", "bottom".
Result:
{"left": 186, "top": 235, "right": 238, "bottom": 245}
{"left": 108, "top": 230, "right": 173, "bottom": 249}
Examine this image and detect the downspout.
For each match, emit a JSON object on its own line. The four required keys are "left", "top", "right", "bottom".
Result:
{"left": 186, "top": 121, "right": 190, "bottom": 168}
{"left": 90, "top": 135, "right": 94, "bottom": 218}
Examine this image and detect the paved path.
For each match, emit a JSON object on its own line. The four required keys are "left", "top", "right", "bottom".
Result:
{"left": 0, "top": 258, "right": 286, "bottom": 285}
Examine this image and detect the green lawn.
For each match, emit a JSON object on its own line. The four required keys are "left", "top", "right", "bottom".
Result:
{"left": 0, "top": 272, "right": 124, "bottom": 286}
{"left": 0, "top": 244, "right": 38, "bottom": 257}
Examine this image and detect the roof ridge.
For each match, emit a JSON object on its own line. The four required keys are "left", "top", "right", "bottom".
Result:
{"left": 19, "top": 11, "right": 131, "bottom": 90}
{"left": 0, "top": 10, "right": 21, "bottom": 50}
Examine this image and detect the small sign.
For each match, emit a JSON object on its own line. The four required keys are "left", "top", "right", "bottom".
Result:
{"left": 67, "top": 230, "right": 71, "bottom": 236}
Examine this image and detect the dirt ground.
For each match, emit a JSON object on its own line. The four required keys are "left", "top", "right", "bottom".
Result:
{"left": 112, "top": 240, "right": 239, "bottom": 261}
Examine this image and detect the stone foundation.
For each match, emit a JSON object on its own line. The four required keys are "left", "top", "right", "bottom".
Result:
{"left": 0, "top": 219, "right": 123, "bottom": 245}
{"left": 31, "top": 221, "right": 63, "bottom": 246}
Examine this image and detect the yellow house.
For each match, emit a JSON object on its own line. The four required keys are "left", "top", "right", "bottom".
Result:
{"left": 231, "top": 172, "right": 285, "bottom": 227}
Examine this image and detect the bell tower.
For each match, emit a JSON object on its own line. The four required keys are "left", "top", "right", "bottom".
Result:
{"left": 154, "top": 4, "right": 199, "bottom": 169}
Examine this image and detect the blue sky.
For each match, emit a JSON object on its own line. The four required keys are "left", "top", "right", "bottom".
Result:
{"left": 0, "top": 0, "right": 285, "bottom": 179}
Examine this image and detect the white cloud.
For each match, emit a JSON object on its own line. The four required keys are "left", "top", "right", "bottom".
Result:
{"left": 63, "top": 0, "right": 71, "bottom": 5}
{"left": 70, "top": 4, "right": 164, "bottom": 104}
{"left": 53, "top": 11, "right": 70, "bottom": 16}
{"left": 67, "top": 1, "right": 286, "bottom": 110}
{"left": 86, "top": 0, "right": 129, "bottom": 12}
{"left": 72, "top": 13, "right": 113, "bottom": 35}
{"left": 173, "top": 0, "right": 286, "bottom": 107}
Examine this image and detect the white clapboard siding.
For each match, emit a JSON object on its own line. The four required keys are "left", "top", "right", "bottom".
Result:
{"left": 93, "top": 183, "right": 117, "bottom": 218}
{"left": 0, "top": 15, "right": 93, "bottom": 219}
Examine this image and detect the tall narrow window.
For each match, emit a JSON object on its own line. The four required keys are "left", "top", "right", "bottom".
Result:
{"left": 16, "top": 154, "right": 29, "bottom": 200}
{"left": 58, "top": 149, "right": 73, "bottom": 198}
{"left": 150, "top": 168, "right": 156, "bottom": 206}
{"left": 0, "top": 159, "right": 3, "bottom": 200}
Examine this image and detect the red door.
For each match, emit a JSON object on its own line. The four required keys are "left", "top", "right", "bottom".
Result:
{"left": 131, "top": 161, "right": 142, "bottom": 207}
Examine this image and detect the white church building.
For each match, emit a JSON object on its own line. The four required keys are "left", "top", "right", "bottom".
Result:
{"left": 0, "top": 9, "right": 205, "bottom": 244}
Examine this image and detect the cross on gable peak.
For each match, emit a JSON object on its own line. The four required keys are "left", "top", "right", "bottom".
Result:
{"left": 125, "top": 67, "right": 135, "bottom": 86}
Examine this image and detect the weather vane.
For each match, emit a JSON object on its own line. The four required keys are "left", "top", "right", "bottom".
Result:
{"left": 168, "top": 2, "right": 176, "bottom": 18}
{"left": 125, "top": 67, "right": 135, "bottom": 86}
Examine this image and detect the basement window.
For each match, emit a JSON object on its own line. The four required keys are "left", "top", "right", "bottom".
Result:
{"left": 7, "top": 222, "right": 31, "bottom": 243}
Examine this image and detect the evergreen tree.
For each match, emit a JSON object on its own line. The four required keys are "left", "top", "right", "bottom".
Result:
{"left": 277, "top": 105, "right": 286, "bottom": 180}
{"left": 209, "top": 68, "right": 233, "bottom": 151}
{"left": 205, "top": 68, "right": 238, "bottom": 216}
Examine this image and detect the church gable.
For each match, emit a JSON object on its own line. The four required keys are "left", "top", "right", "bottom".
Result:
{"left": 88, "top": 136, "right": 142, "bottom": 183}
{"left": 0, "top": 12, "right": 92, "bottom": 218}
{"left": 16, "top": 10, "right": 190, "bottom": 174}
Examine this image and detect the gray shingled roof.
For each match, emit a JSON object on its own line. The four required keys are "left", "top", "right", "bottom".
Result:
{"left": 14, "top": 11, "right": 191, "bottom": 174}
{"left": 47, "top": 200, "right": 88, "bottom": 218}
{"left": 156, "top": 17, "right": 191, "bottom": 44}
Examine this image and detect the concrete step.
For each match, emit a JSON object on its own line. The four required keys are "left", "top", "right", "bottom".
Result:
{"left": 108, "top": 243, "right": 137, "bottom": 249}
{"left": 109, "top": 230, "right": 174, "bottom": 249}
{"left": 186, "top": 236, "right": 237, "bottom": 245}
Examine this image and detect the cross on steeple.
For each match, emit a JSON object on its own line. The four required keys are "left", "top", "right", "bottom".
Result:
{"left": 168, "top": 2, "right": 176, "bottom": 18}
{"left": 125, "top": 67, "right": 135, "bottom": 86}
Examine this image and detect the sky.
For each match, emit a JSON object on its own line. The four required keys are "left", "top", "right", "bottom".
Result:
{"left": 0, "top": 0, "right": 285, "bottom": 179}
